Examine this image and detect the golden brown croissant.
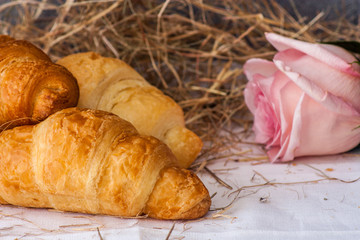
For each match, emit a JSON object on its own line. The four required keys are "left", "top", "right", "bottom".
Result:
{"left": 0, "top": 35, "right": 79, "bottom": 129}
{"left": 0, "top": 108, "right": 211, "bottom": 220}
{"left": 57, "top": 52, "right": 202, "bottom": 168}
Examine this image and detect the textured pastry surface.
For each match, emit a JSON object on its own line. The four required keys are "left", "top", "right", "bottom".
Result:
{"left": 0, "top": 35, "right": 79, "bottom": 129}
{"left": 57, "top": 52, "right": 202, "bottom": 168}
{"left": 0, "top": 108, "right": 210, "bottom": 219}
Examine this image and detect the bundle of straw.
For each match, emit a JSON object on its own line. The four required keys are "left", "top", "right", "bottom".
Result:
{"left": 0, "top": 0, "right": 358, "bottom": 166}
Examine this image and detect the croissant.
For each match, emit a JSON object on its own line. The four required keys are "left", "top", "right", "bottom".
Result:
{"left": 0, "top": 35, "right": 79, "bottom": 129}
{"left": 57, "top": 52, "right": 202, "bottom": 168}
{"left": 0, "top": 108, "right": 211, "bottom": 219}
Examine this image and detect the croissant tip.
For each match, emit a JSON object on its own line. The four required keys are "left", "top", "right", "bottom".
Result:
{"left": 177, "top": 194, "right": 212, "bottom": 220}
{"left": 144, "top": 167, "right": 211, "bottom": 220}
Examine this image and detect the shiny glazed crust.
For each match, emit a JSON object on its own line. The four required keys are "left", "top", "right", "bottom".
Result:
{"left": 0, "top": 35, "right": 79, "bottom": 129}
{"left": 0, "top": 108, "right": 210, "bottom": 219}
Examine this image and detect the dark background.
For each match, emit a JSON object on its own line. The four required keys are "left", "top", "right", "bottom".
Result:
{"left": 278, "top": 0, "right": 360, "bottom": 22}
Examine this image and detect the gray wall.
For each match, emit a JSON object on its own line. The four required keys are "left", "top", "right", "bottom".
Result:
{"left": 277, "top": 0, "right": 360, "bottom": 22}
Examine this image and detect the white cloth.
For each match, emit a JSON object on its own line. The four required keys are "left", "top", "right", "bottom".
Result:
{"left": 1, "top": 139, "right": 360, "bottom": 239}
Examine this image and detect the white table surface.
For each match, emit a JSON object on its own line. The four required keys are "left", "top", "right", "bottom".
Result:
{"left": 1, "top": 134, "right": 360, "bottom": 240}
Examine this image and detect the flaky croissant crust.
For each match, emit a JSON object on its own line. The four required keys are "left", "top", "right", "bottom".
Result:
{"left": 57, "top": 52, "right": 202, "bottom": 168}
{"left": 0, "top": 108, "right": 210, "bottom": 219}
{"left": 0, "top": 35, "right": 79, "bottom": 129}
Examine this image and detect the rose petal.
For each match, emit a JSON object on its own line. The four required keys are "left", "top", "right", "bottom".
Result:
{"left": 273, "top": 48, "right": 360, "bottom": 111}
{"left": 268, "top": 76, "right": 305, "bottom": 162}
{"left": 252, "top": 93, "right": 277, "bottom": 144}
{"left": 244, "top": 72, "right": 279, "bottom": 145}
{"left": 269, "top": 92, "right": 360, "bottom": 162}
{"left": 276, "top": 93, "right": 305, "bottom": 162}
{"left": 245, "top": 33, "right": 360, "bottom": 162}
{"left": 267, "top": 94, "right": 303, "bottom": 162}
{"left": 265, "top": 32, "right": 360, "bottom": 77}
{"left": 289, "top": 94, "right": 360, "bottom": 159}
{"left": 244, "top": 58, "right": 278, "bottom": 117}
{"left": 264, "top": 72, "right": 290, "bottom": 148}
{"left": 244, "top": 80, "right": 260, "bottom": 115}
{"left": 243, "top": 58, "right": 278, "bottom": 81}
{"left": 273, "top": 54, "right": 360, "bottom": 117}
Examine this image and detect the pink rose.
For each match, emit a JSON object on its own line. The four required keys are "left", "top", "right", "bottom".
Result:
{"left": 244, "top": 33, "right": 360, "bottom": 162}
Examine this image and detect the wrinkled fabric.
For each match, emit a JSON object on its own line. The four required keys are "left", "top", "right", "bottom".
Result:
{"left": 244, "top": 33, "right": 360, "bottom": 162}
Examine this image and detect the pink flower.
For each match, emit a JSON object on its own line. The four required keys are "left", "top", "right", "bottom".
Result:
{"left": 244, "top": 33, "right": 360, "bottom": 162}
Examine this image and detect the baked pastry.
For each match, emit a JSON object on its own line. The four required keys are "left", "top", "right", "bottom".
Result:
{"left": 57, "top": 52, "right": 202, "bottom": 168}
{"left": 0, "top": 35, "right": 79, "bottom": 129}
{"left": 0, "top": 108, "right": 211, "bottom": 219}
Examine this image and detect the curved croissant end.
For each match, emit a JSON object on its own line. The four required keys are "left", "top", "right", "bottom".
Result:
{"left": 57, "top": 52, "right": 202, "bottom": 168}
{"left": 0, "top": 108, "right": 210, "bottom": 220}
{"left": 0, "top": 35, "right": 79, "bottom": 130}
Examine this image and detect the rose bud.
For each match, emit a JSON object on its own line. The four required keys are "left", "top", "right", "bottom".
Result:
{"left": 244, "top": 32, "right": 360, "bottom": 162}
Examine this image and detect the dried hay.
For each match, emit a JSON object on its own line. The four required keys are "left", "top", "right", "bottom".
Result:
{"left": 0, "top": 0, "right": 358, "bottom": 166}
